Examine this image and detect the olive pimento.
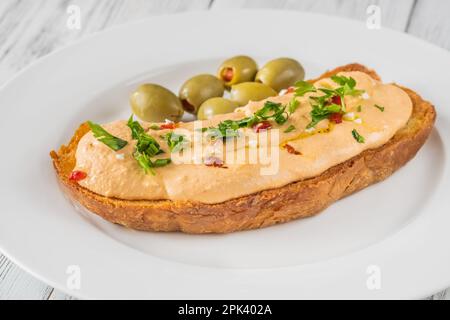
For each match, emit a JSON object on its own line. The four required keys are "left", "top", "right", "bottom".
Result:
{"left": 221, "top": 68, "right": 234, "bottom": 82}
{"left": 217, "top": 55, "right": 258, "bottom": 86}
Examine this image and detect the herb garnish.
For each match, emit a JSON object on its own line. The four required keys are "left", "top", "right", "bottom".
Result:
{"left": 307, "top": 102, "right": 341, "bottom": 129}
{"left": 357, "top": 105, "right": 362, "bottom": 112}
{"left": 352, "top": 129, "right": 365, "bottom": 143}
{"left": 294, "top": 81, "right": 316, "bottom": 96}
{"left": 294, "top": 75, "right": 365, "bottom": 129}
{"left": 127, "top": 115, "right": 171, "bottom": 174}
{"left": 127, "top": 116, "right": 145, "bottom": 139}
{"left": 284, "top": 125, "right": 296, "bottom": 133}
{"left": 87, "top": 121, "right": 128, "bottom": 151}
{"left": 134, "top": 153, "right": 171, "bottom": 174}
{"left": 206, "top": 100, "right": 295, "bottom": 139}
{"left": 330, "top": 75, "right": 364, "bottom": 97}
{"left": 164, "top": 132, "right": 188, "bottom": 152}
{"left": 254, "top": 101, "right": 290, "bottom": 125}
{"left": 287, "top": 98, "right": 300, "bottom": 114}
{"left": 374, "top": 104, "right": 385, "bottom": 112}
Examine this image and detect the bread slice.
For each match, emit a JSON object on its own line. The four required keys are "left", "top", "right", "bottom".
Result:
{"left": 50, "top": 64, "right": 436, "bottom": 233}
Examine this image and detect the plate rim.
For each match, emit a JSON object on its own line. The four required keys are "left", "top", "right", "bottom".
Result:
{"left": 0, "top": 9, "right": 449, "bottom": 299}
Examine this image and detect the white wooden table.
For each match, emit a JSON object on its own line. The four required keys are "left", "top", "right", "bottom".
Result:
{"left": 0, "top": 0, "right": 449, "bottom": 300}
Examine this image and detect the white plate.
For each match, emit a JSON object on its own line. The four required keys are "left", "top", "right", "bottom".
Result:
{"left": 0, "top": 10, "right": 449, "bottom": 299}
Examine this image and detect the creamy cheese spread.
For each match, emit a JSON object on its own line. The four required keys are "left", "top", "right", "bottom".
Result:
{"left": 74, "top": 72, "right": 412, "bottom": 204}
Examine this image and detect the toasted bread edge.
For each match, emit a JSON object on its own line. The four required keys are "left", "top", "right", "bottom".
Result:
{"left": 50, "top": 63, "right": 436, "bottom": 233}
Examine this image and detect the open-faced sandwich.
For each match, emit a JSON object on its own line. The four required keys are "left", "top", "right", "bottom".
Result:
{"left": 51, "top": 63, "right": 436, "bottom": 233}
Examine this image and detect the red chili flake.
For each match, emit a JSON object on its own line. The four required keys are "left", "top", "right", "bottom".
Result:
{"left": 330, "top": 95, "right": 342, "bottom": 105}
{"left": 160, "top": 122, "right": 176, "bottom": 130}
{"left": 204, "top": 156, "right": 227, "bottom": 168}
{"left": 329, "top": 112, "right": 343, "bottom": 124}
{"left": 69, "top": 170, "right": 87, "bottom": 182}
{"left": 285, "top": 86, "right": 295, "bottom": 94}
{"left": 284, "top": 144, "right": 302, "bottom": 155}
{"left": 221, "top": 67, "right": 234, "bottom": 82}
{"left": 253, "top": 121, "right": 272, "bottom": 133}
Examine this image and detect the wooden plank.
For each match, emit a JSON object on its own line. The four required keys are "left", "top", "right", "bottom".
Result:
{"left": 0, "top": 0, "right": 211, "bottom": 300}
{"left": 0, "top": 255, "right": 53, "bottom": 299}
{"left": 47, "top": 288, "right": 78, "bottom": 300}
{"left": 407, "top": 0, "right": 450, "bottom": 50}
{"left": 0, "top": 0, "right": 449, "bottom": 300}
{"left": 211, "top": 0, "right": 415, "bottom": 31}
{"left": 0, "top": 0, "right": 212, "bottom": 85}
{"left": 429, "top": 289, "right": 450, "bottom": 300}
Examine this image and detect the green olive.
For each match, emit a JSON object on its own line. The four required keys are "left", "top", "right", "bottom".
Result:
{"left": 217, "top": 55, "right": 258, "bottom": 87}
{"left": 130, "top": 84, "right": 184, "bottom": 122}
{"left": 255, "top": 58, "right": 305, "bottom": 92}
{"left": 179, "top": 74, "right": 224, "bottom": 114}
{"left": 197, "top": 98, "right": 240, "bottom": 120}
{"left": 230, "top": 82, "right": 277, "bottom": 106}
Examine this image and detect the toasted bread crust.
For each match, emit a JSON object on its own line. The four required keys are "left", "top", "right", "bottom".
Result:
{"left": 51, "top": 64, "right": 436, "bottom": 233}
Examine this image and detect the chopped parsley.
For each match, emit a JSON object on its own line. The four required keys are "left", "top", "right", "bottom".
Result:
{"left": 127, "top": 115, "right": 171, "bottom": 174}
{"left": 294, "top": 81, "right": 316, "bottom": 96}
{"left": 254, "top": 101, "right": 290, "bottom": 125}
{"left": 287, "top": 98, "right": 300, "bottom": 114}
{"left": 134, "top": 153, "right": 170, "bottom": 174}
{"left": 206, "top": 100, "right": 294, "bottom": 139}
{"left": 164, "top": 131, "right": 188, "bottom": 152}
{"left": 307, "top": 102, "right": 341, "bottom": 129}
{"left": 87, "top": 121, "right": 128, "bottom": 151}
{"left": 127, "top": 116, "right": 145, "bottom": 139}
{"left": 352, "top": 129, "right": 365, "bottom": 143}
{"left": 284, "top": 125, "right": 296, "bottom": 133}
{"left": 294, "top": 75, "right": 365, "bottom": 129}
{"left": 374, "top": 104, "right": 385, "bottom": 112}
